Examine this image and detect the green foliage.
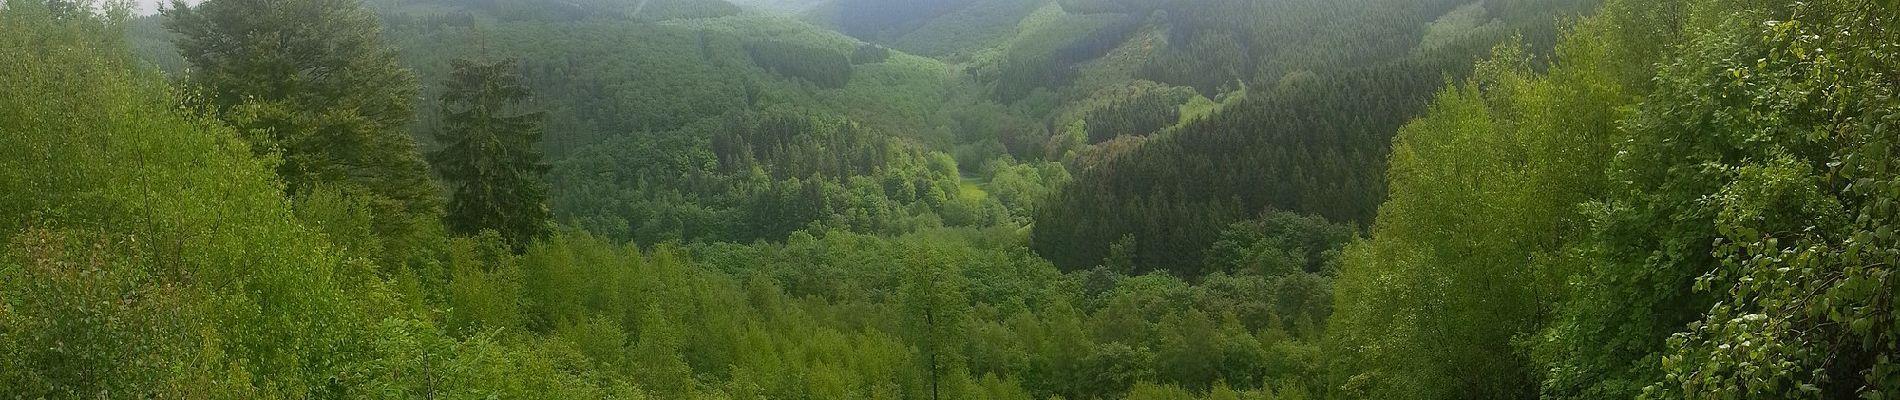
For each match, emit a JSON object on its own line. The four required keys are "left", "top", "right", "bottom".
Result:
{"left": 1327, "top": 48, "right": 1588, "bottom": 400}
{"left": 166, "top": 0, "right": 444, "bottom": 263}
{"left": 1027, "top": 0, "right": 1612, "bottom": 276}
{"left": 1606, "top": 1, "right": 1900, "bottom": 397}
{"left": 550, "top": 106, "right": 968, "bottom": 244}
{"left": 1137, "top": 0, "right": 1465, "bottom": 96}
{"left": 1081, "top": 84, "right": 1193, "bottom": 143}
{"left": 430, "top": 58, "right": 553, "bottom": 249}
{"left": 852, "top": 43, "right": 894, "bottom": 64}
{"left": 981, "top": 159, "right": 1072, "bottom": 220}
{"left": 746, "top": 40, "right": 854, "bottom": 88}
{"left": 445, "top": 232, "right": 526, "bottom": 335}
{"left": 985, "top": 5, "right": 1118, "bottom": 102}
{"left": 1418, "top": 3, "right": 1500, "bottom": 53}
{"left": 1320, "top": 0, "right": 1900, "bottom": 399}
{"left": 1033, "top": 54, "right": 1473, "bottom": 274}
{"left": 1203, "top": 211, "right": 1354, "bottom": 278}
{"left": 1318, "top": 0, "right": 1686, "bottom": 398}
{"left": 0, "top": 6, "right": 629, "bottom": 397}
{"left": 0, "top": 12, "right": 1352, "bottom": 393}
{"left": 24, "top": 0, "right": 1900, "bottom": 399}
{"left": 902, "top": 247, "right": 973, "bottom": 399}
{"left": 881, "top": 0, "right": 1050, "bottom": 58}
{"left": 368, "top": 9, "right": 958, "bottom": 243}
{"left": 390, "top": 19, "right": 758, "bottom": 158}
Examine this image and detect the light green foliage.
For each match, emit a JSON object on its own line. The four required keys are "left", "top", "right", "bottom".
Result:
{"left": 1328, "top": 51, "right": 1562, "bottom": 399}
{"left": 1510, "top": 0, "right": 1693, "bottom": 396}
{"left": 1417, "top": 2, "right": 1504, "bottom": 53}
{"left": 1127, "top": 381, "right": 1201, "bottom": 400}
{"left": 1062, "top": 24, "right": 1168, "bottom": 106}
{"left": 3, "top": 4, "right": 354, "bottom": 394}
{"left": 1325, "top": 0, "right": 1900, "bottom": 399}
{"left": 294, "top": 185, "right": 388, "bottom": 258}
{"left": 981, "top": 159, "right": 1072, "bottom": 220}
{"left": 0, "top": 4, "right": 628, "bottom": 397}
{"left": 445, "top": 232, "right": 526, "bottom": 335}
{"left": 676, "top": 226, "right": 1339, "bottom": 399}
{"left": 632, "top": 305, "right": 696, "bottom": 397}
{"left": 902, "top": 247, "right": 973, "bottom": 399}
{"left": 1325, "top": 1, "right": 1677, "bottom": 398}
{"left": 1175, "top": 85, "right": 1246, "bottom": 126}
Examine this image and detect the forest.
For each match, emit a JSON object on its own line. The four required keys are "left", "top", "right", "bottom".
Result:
{"left": 1, "top": 0, "right": 1897, "bottom": 398}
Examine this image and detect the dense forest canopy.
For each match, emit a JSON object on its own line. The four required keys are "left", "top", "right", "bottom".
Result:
{"left": 4, "top": 0, "right": 1898, "bottom": 398}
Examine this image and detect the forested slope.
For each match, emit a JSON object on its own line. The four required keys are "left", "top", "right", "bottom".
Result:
{"left": 3, "top": 2, "right": 1328, "bottom": 397}
{"left": 363, "top": 0, "right": 984, "bottom": 244}
{"left": 7, "top": 0, "right": 1900, "bottom": 398}
{"left": 1031, "top": 0, "right": 1601, "bottom": 273}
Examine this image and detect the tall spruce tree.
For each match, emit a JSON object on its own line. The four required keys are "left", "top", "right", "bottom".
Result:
{"left": 165, "top": 0, "right": 442, "bottom": 254}
{"left": 429, "top": 58, "right": 551, "bottom": 249}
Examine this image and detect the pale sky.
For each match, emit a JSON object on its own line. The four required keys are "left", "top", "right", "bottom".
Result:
{"left": 132, "top": 0, "right": 196, "bottom": 16}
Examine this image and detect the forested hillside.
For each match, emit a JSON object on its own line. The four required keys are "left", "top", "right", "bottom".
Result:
{"left": 5, "top": 0, "right": 1899, "bottom": 398}
{"left": 372, "top": 0, "right": 974, "bottom": 244}
{"left": 1031, "top": 0, "right": 1602, "bottom": 273}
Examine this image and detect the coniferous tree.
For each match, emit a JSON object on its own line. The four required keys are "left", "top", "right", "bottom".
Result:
{"left": 429, "top": 58, "right": 552, "bottom": 249}
{"left": 165, "top": 0, "right": 442, "bottom": 253}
